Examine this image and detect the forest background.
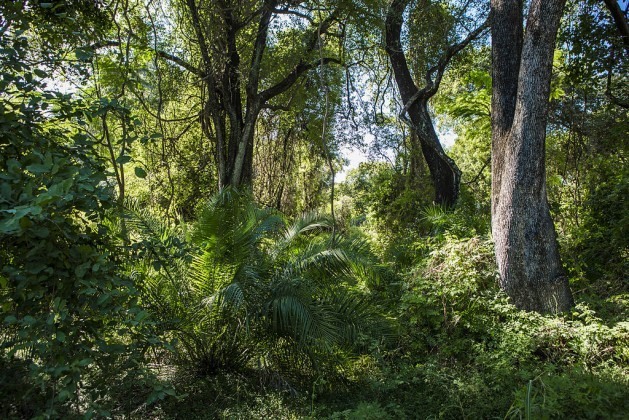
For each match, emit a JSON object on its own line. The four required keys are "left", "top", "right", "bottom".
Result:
{"left": 0, "top": 0, "right": 627, "bottom": 418}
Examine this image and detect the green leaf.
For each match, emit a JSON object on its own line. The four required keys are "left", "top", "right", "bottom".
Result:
{"left": 97, "top": 294, "right": 110, "bottom": 305}
{"left": 0, "top": 206, "right": 43, "bottom": 233}
{"left": 75, "top": 262, "right": 91, "bottom": 279}
{"left": 116, "top": 155, "right": 132, "bottom": 165}
{"left": 0, "top": 183, "right": 11, "bottom": 199}
{"left": 33, "top": 68, "right": 48, "bottom": 78}
{"left": 74, "top": 48, "right": 94, "bottom": 62}
{"left": 32, "top": 226, "right": 50, "bottom": 238}
{"left": 57, "top": 389, "right": 71, "bottom": 401}
{"left": 134, "top": 167, "right": 147, "bottom": 178}
{"left": 135, "top": 310, "right": 149, "bottom": 322}
{"left": 26, "top": 163, "right": 52, "bottom": 173}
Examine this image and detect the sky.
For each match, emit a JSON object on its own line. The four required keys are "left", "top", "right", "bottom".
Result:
{"left": 336, "top": 131, "right": 457, "bottom": 183}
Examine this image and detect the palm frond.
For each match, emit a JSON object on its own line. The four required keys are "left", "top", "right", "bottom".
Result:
{"left": 124, "top": 188, "right": 393, "bottom": 380}
{"left": 267, "top": 286, "right": 340, "bottom": 348}
{"left": 277, "top": 212, "right": 333, "bottom": 248}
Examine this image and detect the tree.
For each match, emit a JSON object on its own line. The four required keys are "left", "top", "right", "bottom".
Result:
{"left": 385, "top": 0, "right": 488, "bottom": 207}
{"left": 602, "top": 0, "right": 629, "bottom": 55}
{"left": 491, "top": 0, "right": 574, "bottom": 313}
{"left": 166, "top": 0, "right": 344, "bottom": 189}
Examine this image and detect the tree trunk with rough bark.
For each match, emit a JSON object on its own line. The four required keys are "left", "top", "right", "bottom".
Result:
{"left": 491, "top": 0, "right": 574, "bottom": 313}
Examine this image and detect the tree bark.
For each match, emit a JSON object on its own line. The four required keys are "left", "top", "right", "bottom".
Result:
{"left": 179, "top": 0, "right": 341, "bottom": 190}
{"left": 602, "top": 0, "right": 629, "bottom": 55}
{"left": 385, "top": 0, "right": 487, "bottom": 207}
{"left": 491, "top": 0, "right": 574, "bottom": 313}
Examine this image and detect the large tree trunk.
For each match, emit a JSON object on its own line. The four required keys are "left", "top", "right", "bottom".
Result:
{"left": 491, "top": 0, "right": 574, "bottom": 313}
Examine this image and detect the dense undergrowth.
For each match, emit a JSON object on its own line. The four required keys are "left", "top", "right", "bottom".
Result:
{"left": 3, "top": 182, "right": 627, "bottom": 418}
{"left": 128, "top": 216, "right": 628, "bottom": 419}
{"left": 126, "top": 193, "right": 628, "bottom": 419}
{"left": 2, "top": 1, "right": 628, "bottom": 418}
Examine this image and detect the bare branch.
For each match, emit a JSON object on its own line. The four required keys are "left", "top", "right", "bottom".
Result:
{"left": 272, "top": 7, "right": 314, "bottom": 23}
{"left": 425, "top": 15, "right": 491, "bottom": 96}
{"left": 258, "top": 7, "right": 342, "bottom": 103}
{"left": 602, "top": 0, "right": 629, "bottom": 54}
{"left": 90, "top": 40, "right": 202, "bottom": 76}
{"left": 156, "top": 50, "right": 202, "bottom": 76}
{"left": 247, "top": 0, "right": 278, "bottom": 98}
{"left": 399, "top": 15, "right": 491, "bottom": 117}
{"left": 259, "top": 57, "right": 341, "bottom": 101}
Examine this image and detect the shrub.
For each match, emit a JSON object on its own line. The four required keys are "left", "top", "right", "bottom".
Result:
{"left": 129, "top": 189, "right": 390, "bottom": 386}
{"left": 337, "top": 235, "right": 629, "bottom": 419}
{"left": 0, "top": 10, "right": 163, "bottom": 417}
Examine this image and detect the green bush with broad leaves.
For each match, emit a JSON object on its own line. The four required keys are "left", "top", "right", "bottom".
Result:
{"left": 327, "top": 234, "right": 628, "bottom": 419}
{"left": 0, "top": 9, "right": 167, "bottom": 417}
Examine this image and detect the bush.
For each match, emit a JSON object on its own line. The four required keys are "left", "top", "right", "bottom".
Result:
{"left": 130, "top": 189, "right": 390, "bottom": 386}
{"left": 0, "top": 10, "right": 164, "bottom": 417}
{"left": 322, "top": 235, "right": 629, "bottom": 419}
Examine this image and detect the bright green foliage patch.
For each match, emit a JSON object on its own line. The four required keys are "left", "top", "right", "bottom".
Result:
{"left": 316, "top": 234, "right": 628, "bottom": 419}
{"left": 0, "top": 7, "right": 168, "bottom": 417}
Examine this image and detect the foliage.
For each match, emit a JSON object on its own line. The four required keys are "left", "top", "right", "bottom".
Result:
{"left": 128, "top": 188, "right": 389, "bottom": 386}
{"left": 316, "top": 235, "right": 628, "bottom": 419}
{"left": 3, "top": 0, "right": 628, "bottom": 417}
{"left": 434, "top": 57, "right": 492, "bottom": 209}
{"left": 0, "top": 6, "right": 164, "bottom": 417}
{"left": 337, "top": 162, "right": 434, "bottom": 267}
{"left": 544, "top": 0, "right": 628, "bottom": 302}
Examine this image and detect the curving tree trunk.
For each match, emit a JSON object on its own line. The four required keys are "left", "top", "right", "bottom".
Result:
{"left": 385, "top": 0, "right": 488, "bottom": 207}
{"left": 602, "top": 0, "right": 629, "bottom": 55}
{"left": 491, "top": 0, "right": 574, "bottom": 313}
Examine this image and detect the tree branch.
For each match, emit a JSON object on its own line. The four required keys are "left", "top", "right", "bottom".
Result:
{"left": 602, "top": 0, "right": 629, "bottom": 54}
{"left": 396, "top": 15, "right": 490, "bottom": 119}
{"left": 156, "top": 50, "right": 203, "bottom": 76}
{"left": 425, "top": 15, "right": 490, "bottom": 96}
{"left": 259, "top": 57, "right": 341, "bottom": 102}
{"left": 385, "top": 0, "right": 418, "bottom": 106}
{"left": 247, "top": 0, "right": 277, "bottom": 99}
{"left": 272, "top": 7, "right": 314, "bottom": 23}
{"left": 258, "top": 7, "right": 342, "bottom": 103}
{"left": 90, "top": 40, "right": 202, "bottom": 76}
